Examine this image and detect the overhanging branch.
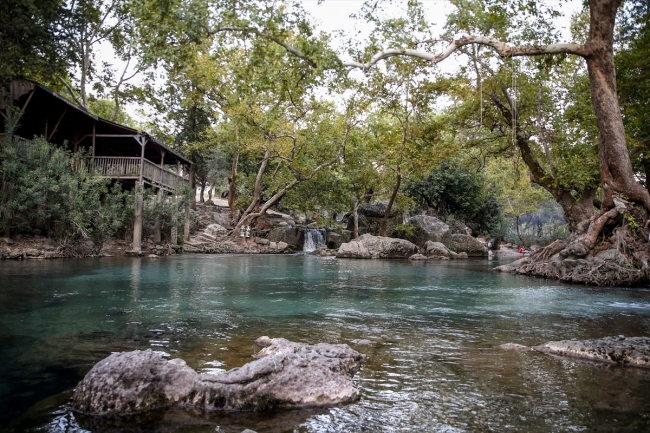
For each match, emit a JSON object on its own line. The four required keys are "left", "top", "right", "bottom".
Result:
{"left": 344, "top": 36, "right": 587, "bottom": 70}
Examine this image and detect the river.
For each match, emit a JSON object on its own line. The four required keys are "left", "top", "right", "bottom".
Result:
{"left": 2, "top": 255, "right": 650, "bottom": 432}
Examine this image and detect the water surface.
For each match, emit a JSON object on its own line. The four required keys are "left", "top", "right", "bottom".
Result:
{"left": 2, "top": 255, "right": 650, "bottom": 432}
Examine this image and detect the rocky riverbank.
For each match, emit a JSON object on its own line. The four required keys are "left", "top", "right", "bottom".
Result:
{"left": 72, "top": 337, "right": 365, "bottom": 416}
{"left": 1, "top": 204, "right": 500, "bottom": 260}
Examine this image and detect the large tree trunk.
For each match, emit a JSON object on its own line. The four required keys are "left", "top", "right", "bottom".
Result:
{"left": 228, "top": 150, "right": 239, "bottom": 223}
{"left": 585, "top": 0, "right": 650, "bottom": 212}
{"left": 556, "top": 188, "right": 597, "bottom": 232}
{"left": 235, "top": 149, "right": 271, "bottom": 229}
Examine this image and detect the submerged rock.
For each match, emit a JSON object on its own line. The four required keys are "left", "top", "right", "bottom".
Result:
{"left": 497, "top": 336, "right": 650, "bottom": 368}
{"left": 533, "top": 336, "right": 650, "bottom": 367}
{"left": 72, "top": 337, "right": 366, "bottom": 416}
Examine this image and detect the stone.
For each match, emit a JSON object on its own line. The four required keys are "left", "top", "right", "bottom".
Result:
{"left": 496, "top": 343, "right": 531, "bottom": 351}
{"left": 349, "top": 339, "right": 374, "bottom": 346}
{"left": 277, "top": 241, "right": 288, "bottom": 251}
{"left": 409, "top": 253, "right": 428, "bottom": 260}
{"left": 269, "top": 242, "right": 277, "bottom": 249}
{"left": 344, "top": 204, "right": 399, "bottom": 235}
{"left": 212, "top": 212, "right": 232, "bottom": 229}
{"left": 326, "top": 232, "right": 345, "bottom": 249}
{"left": 423, "top": 241, "right": 451, "bottom": 258}
{"left": 255, "top": 237, "right": 270, "bottom": 245}
{"left": 268, "top": 227, "right": 304, "bottom": 250}
{"left": 336, "top": 240, "right": 371, "bottom": 259}
{"left": 533, "top": 336, "right": 650, "bottom": 367}
{"left": 337, "top": 234, "right": 418, "bottom": 259}
{"left": 72, "top": 337, "right": 366, "bottom": 416}
{"left": 205, "top": 223, "right": 227, "bottom": 237}
{"left": 402, "top": 215, "right": 452, "bottom": 248}
{"left": 446, "top": 234, "right": 488, "bottom": 256}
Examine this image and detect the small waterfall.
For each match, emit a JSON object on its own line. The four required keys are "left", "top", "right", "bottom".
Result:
{"left": 303, "top": 228, "right": 326, "bottom": 252}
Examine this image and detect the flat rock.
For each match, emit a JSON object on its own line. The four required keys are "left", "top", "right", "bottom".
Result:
{"left": 408, "top": 253, "right": 428, "bottom": 260}
{"left": 72, "top": 337, "right": 365, "bottom": 416}
{"left": 533, "top": 336, "right": 650, "bottom": 367}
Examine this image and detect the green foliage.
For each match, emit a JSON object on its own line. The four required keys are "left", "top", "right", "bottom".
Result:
{"left": 0, "top": 0, "right": 66, "bottom": 85}
{"left": 0, "top": 135, "right": 131, "bottom": 254}
{"left": 405, "top": 161, "right": 505, "bottom": 237}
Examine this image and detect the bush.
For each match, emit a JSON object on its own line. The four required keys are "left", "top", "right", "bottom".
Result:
{"left": 1, "top": 135, "right": 130, "bottom": 254}
{"left": 405, "top": 161, "right": 506, "bottom": 238}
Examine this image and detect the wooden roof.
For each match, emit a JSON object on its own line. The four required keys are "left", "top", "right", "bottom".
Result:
{"left": 1, "top": 80, "right": 192, "bottom": 167}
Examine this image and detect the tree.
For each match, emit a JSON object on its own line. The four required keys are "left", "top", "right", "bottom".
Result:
{"left": 0, "top": 0, "right": 67, "bottom": 85}
{"left": 250, "top": 0, "right": 648, "bottom": 283}
{"left": 405, "top": 160, "right": 505, "bottom": 238}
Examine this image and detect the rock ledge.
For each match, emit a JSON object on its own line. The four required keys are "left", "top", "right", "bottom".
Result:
{"left": 497, "top": 336, "right": 650, "bottom": 368}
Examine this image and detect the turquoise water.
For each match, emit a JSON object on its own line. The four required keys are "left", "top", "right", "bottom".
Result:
{"left": 2, "top": 255, "right": 650, "bottom": 432}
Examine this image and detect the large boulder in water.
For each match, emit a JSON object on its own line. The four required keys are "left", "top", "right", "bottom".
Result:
{"left": 400, "top": 215, "right": 452, "bottom": 248}
{"left": 336, "top": 234, "right": 418, "bottom": 259}
{"left": 72, "top": 337, "right": 366, "bottom": 415}
{"left": 446, "top": 234, "right": 488, "bottom": 257}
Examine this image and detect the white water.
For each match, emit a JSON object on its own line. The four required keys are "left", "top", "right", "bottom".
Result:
{"left": 303, "top": 228, "right": 326, "bottom": 252}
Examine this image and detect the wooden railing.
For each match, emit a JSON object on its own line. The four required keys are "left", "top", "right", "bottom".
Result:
{"left": 88, "top": 157, "right": 189, "bottom": 191}
{"left": 142, "top": 158, "right": 189, "bottom": 191}
{"left": 91, "top": 157, "right": 141, "bottom": 177}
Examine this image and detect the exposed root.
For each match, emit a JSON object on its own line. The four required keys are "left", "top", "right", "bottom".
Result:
{"left": 498, "top": 195, "right": 650, "bottom": 287}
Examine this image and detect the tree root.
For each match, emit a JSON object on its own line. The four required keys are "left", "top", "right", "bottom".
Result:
{"left": 499, "top": 195, "right": 649, "bottom": 287}
{"left": 516, "top": 258, "right": 644, "bottom": 286}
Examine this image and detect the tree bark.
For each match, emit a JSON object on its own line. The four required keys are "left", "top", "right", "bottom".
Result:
{"left": 228, "top": 150, "right": 239, "bottom": 222}
{"left": 584, "top": 0, "right": 650, "bottom": 212}
{"left": 190, "top": 163, "right": 196, "bottom": 211}
{"left": 353, "top": 199, "right": 360, "bottom": 239}
{"left": 381, "top": 170, "right": 401, "bottom": 237}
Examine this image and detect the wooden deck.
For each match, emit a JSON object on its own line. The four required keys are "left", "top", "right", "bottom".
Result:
{"left": 90, "top": 157, "right": 189, "bottom": 191}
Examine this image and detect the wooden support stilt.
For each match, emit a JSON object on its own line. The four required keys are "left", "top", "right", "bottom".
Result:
{"left": 183, "top": 200, "right": 190, "bottom": 243}
{"left": 171, "top": 193, "right": 178, "bottom": 245}
{"left": 154, "top": 188, "right": 162, "bottom": 243}
{"left": 132, "top": 134, "right": 147, "bottom": 252}
{"left": 133, "top": 185, "right": 143, "bottom": 252}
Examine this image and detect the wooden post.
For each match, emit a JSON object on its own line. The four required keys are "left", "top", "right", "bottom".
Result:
{"left": 91, "top": 122, "right": 96, "bottom": 157}
{"left": 133, "top": 185, "right": 144, "bottom": 252}
{"left": 154, "top": 188, "right": 163, "bottom": 243}
{"left": 132, "top": 134, "right": 146, "bottom": 252}
{"left": 183, "top": 198, "right": 191, "bottom": 243}
{"left": 170, "top": 193, "right": 178, "bottom": 245}
{"left": 190, "top": 163, "right": 196, "bottom": 210}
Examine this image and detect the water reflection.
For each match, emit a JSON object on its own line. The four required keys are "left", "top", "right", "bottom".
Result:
{"left": 1, "top": 255, "right": 650, "bottom": 432}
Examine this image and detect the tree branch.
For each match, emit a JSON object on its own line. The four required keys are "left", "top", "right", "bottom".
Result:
{"left": 344, "top": 36, "right": 587, "bottom": 70}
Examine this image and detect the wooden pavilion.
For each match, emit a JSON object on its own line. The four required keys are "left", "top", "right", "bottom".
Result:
{"left": 0, "top": 80, "right": 194, "bottom": 252}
